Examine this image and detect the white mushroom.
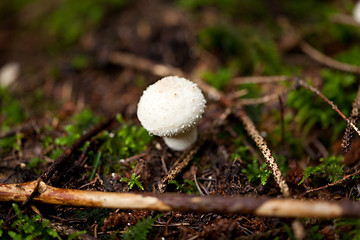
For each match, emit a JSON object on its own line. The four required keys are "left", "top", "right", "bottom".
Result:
{"left": 137, "top": 76, "right": 206, "bottom": 151}
{"left": 354, "top": 1, "right": 360, "bottom": 23}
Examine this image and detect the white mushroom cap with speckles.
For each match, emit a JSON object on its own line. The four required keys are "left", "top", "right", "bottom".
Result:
{"left": 137, "top": 76, "right": 206, "bottom": 137}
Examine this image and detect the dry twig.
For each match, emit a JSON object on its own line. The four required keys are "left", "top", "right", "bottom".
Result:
{"left": 234, "top": 109, "right": 290, "bottom": 197}
{"left": 342, "top": 85, "right": 360, "bottom": 152}
{"left": 300, "top": 41, "right": 360, "bottom": 74}
{"left": 303, "top": 169, "right": 360, "bottom": 195}
{"left": 158, "top": 145, "right": 201, "bottom": 193}
{"left": 233, "top": 75, "right": 290, "bottom": 85}
{"left": 2, "top": 180, "right": 360, "bottom": 218}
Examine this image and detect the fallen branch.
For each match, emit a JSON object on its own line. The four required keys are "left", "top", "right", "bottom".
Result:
{"left": 1, "top": 181, "right": 360, "bottom": 219}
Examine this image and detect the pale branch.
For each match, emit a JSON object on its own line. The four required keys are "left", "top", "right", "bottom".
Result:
{"left": 330, "top": 14, "right": 360, "bottom": 27}
{"left": 108, "top": 52, "right": 183, "bottom": 78}
{"left": 233, "top": 75, "right": 291, "bottom": 85}
{"left": 300, "top": 41, "right": 360, "bottom": 74}
{"left": 234, "top": 109, "right": 290, "bottom": 197}
{"left": 1, "top": 181, "right": 360, "bottom": 219}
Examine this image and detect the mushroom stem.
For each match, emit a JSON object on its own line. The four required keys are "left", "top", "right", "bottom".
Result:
{"left": 163, "top": 127, "right": 198, "bottom": 151}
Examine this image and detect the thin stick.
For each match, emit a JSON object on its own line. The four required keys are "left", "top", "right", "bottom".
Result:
{"left": 297, "top": 79, "right": 360, "bottom": 136}
{"left": 300, "top": 41, "right": 360, "bottom": 74}
{"left": 158, "top": 145, "right": 201, "bottom": 193}
{"left": 234, "top": 109, "right": 290, "bottom": 197}
{"left": 1, "top": 181, "right": 360, "bottom": 218}
{"left": 40, "top": 115, "right": 116, "bottom": 182}
{"left": 108, "top": 52, "right": 183, "bottom": 78}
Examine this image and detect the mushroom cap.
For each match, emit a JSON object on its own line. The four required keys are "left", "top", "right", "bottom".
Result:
{"left": 137, "top": 76, "right": 206, "bottom": 137}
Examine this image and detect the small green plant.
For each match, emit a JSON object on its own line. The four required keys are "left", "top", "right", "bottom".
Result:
{"left": 0, "top": 87, "right": 27, "bottom": 131}
{"left": 169, "top": 179, "right": 199, "bottom": 194}
{"left": 27, "top": 157, "right": 46, "bottom": 175}
{"left": 335, "top": 218, "right": 360, "bottom": 240}
{"left": 299, "top": 156, "right": 344, "bottom": 185}
{"left": 0, "top": 132, "right": 23, "bottom": 155}
{"left": 2, "top": 203, "right": 61, "bottom": 239}
{"left": 120, "top": 173, "right": 144, "bottom": 190}
{"left": 89, "top": 114, "right": 152, "bottom": 176}
{"left": 54, "top": 108, "right": 102, "bottom": 147}
{"left": 232, "top": 144, "right": 272, "bottom": 186}
{"left": 122, "top": 214, "right": 162, "bottom": 240}
{"left": 242, "top": 158, "right": 272, "bottom": 186}
{"left": 98, "top": 114, "right": 152, "bottom": 160}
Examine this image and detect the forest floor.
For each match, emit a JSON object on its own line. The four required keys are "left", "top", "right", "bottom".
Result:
{"left": 1, "top": 0, "right": 360, "bottom": 239}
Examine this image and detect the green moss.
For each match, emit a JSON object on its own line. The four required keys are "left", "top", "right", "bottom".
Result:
{"left": 335, "top": 218, "right": 360, "bottom": 240}
{"left": 122, "top": 214, "right": 162, "bottom": 240}
{"left": 202, "top": 68, "right": 233, "bottom": 90}
{"left": 197, "top": 25, "right": 284, "bottom": 75}
{"left": 54, "top": 108, "right": 102, "bottom": 147}
{"left": 0, "top": 88, "right": 27, "bottom": 131}
{"left": 299, "top": 156, "right": 344, "bottom": 185}
{"left": 43, "top": 0, "right": 128, "bottom": 47}
{"left": 287, "top": 70, "right": 356, "bottom": 139}
{"left": 0, "top": 203, "right": 61, "bottom": 239}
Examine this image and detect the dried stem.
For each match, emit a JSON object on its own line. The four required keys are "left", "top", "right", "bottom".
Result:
{"left": 2, "top": 181, "right": 360, "bottom": 218}
{"left": 108, "top": 52, "right": 183, "bottom": 77}
{"left": 300, "top": 41, "right": 360, "bottom": 74}
{"left": 303, "top": 169, "right": 360, "bottom": 195}
{"left": 234, "top": 109, "right": 290, "bottom": 197}
{"left": 342, "top": 85, "right": 360, "bottom": 151}
{"left": 158, "top": 145, "right": 201, "bottom": 193}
